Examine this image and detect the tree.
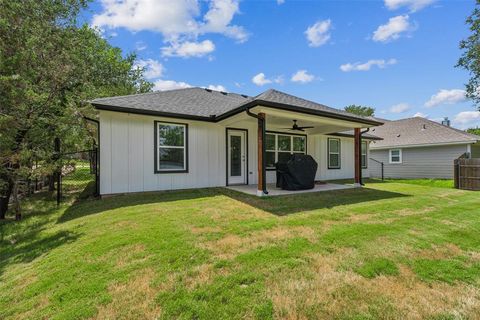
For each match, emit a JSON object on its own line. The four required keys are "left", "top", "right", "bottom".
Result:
{"left": 344, "top": 105, "right": 375, "bottom": 117}
{"left": 457, "top": 0, "right": 480, "bottom": 110}
{"left": 467, "top": 127, "right": 480, "bottom": 136}
{"left": 0, "top": 0, "right": 153, "bottom": 219}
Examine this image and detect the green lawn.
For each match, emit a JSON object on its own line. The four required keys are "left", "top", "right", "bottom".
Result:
{"left": 1, "top": 180, "right": 480, "bottom": 319}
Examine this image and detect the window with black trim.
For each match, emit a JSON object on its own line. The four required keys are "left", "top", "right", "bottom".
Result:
{"left": 361, "top": 141, "right": 368, "bottom": 169}
{"left": 265, "top": 133, "right": 306, "bottom": 169}
{"left": 328, "top": 138, "right": 341, "bottom": 169}
{"left": 155, "top": 121, "right": 188, "bottom": 173}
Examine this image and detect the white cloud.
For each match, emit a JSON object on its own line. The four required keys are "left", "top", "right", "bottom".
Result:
{"left": 252, "top": 73, "right": 283, "bottom": 86}
{"left": 92, "top": 0, "right": 248, "bottom": 58}
{"left": 453, "top": 111, "right": 480, "bottom": 128}
{"left": 252, "top": 73, "right": 272, "bottom": 86}
{"left": 92, "top": 0, "right": 247, "bottom": 40}
{"left": 205, "top": 84, "right": 227, "bottom": 91}
{"left": 385, "top": 0, "right": 436, "bottom": 12}
{"left": 372, "top": 15, "right": 411, "bottom": 42}
{"left": 413, "top": 112, "right": 428, "bottom": 118}
{"left": 390, "top": 103, "right": 411, "bottom": 113}
{"left": 201, "top": 0, "right": 249, "bottom": 42}
{"left": 340, "top": 59, "right": 397, "bottom": 72}
{"left": 153, "top": 79, "right": 192, "bottom": 91}
{"left": 135, "top": 41, "right": 147, "bottom": 51}
{"left": 305, "top": 19, "right": 332, "bottom": 47}
{"left": 291, "top": 70, "right": 315, "bottom": 83}
{"left": 161, "top": 40, "right": 215, "bottom": 58}
{"left": 134, "top": 59, "right": 164, "bottom": 79}
{"left": 277, "top": 0, "right": 285, "bottom": 4}
{"left": 424, "top": 89, "right": 466, "bottom": 108}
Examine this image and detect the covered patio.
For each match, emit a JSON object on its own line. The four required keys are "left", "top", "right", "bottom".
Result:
{"left": 218, "top": 90, "right": 383, "bottom": 196}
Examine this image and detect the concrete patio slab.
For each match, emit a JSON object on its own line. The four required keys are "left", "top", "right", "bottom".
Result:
{"left": 226, "top": 183, "right": 355, "bottom": 196}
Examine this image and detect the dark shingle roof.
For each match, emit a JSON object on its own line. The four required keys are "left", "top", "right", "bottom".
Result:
{"left": 92, "top": 87, "right": 250, "bottom": 118}
{"left": 92, "top": 87, "right": 382, "bottom": 125}
{"left": 254, "top": 89, "right": 376, "bottom": 124}
{"left": 370, "top": 117, "right": 480, "bottom": 149}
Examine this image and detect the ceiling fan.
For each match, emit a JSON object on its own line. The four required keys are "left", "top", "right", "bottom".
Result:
{"left": 282, "top": 120, "right": 314, "bottom": 132}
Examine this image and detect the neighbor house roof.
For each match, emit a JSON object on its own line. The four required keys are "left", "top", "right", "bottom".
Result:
{"left": 91, "top": 87, "right": 383, "bottom": 126}
{"left": 369, "top": 117, "right": 480, "bottom": 149}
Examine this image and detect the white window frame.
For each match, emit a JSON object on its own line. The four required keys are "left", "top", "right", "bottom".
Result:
{"left": 155, "top": 121, "right": 188, "bottom": 173}
{"left": 328, "top": 138, "right": 341, "bottom": 169}
{"left": 361, "top": 141, "right": 368, "bottom": 169}
{"left": 389, "top": 149, "right": 402, "bottom": 164}
{"left": 265, "top": 132, "right": 307, "bottom": 169}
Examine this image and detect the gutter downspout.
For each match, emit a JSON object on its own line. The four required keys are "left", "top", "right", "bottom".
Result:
{"left": 359, "top": 128, "right": 370, "bottom": 186}
{"left": 246, "top": 109, "right": 268, "bottom": 196}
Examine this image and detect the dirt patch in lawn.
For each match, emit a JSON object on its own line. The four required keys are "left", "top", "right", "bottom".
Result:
{"left": 201, "top": 226, "right": 317, "bottom": 259}
{"left": 414, "top": 244, "right": 463, "bottom": 260}
{"left": 392, "top": 207, "right": 436, "bottom": 217}
{"left": 92, "top": 269, "right": 160, "bottom": 320}
{"left": 267, "top": 251, "right": 480, "bottom": 319}
{"left": 157, "top": 263, "right": 231, "bottom": 292}
{"left": 115, "top": 244, "right": 148, "bottom": 268}
{"left": 190, "top": 226, "right": 222, "bottom": 234}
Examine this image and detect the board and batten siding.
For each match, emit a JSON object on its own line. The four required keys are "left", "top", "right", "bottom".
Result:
{"left": 264, "top": 134, "right": 369, "bottom": 183}
{"left": 99, "top": 110, "right": 229, "bottom": 194}
{"left": 309, "top": 135, "right": 370, "bottom": 181}
{"left": 100, "top": 110, "right": 370, "bottom": 194}
{"left": 369, "top": 144, "right": 469, "bottom": 179}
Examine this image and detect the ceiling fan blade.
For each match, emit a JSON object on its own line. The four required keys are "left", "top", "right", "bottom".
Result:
{"left": 298, "top": 126, "right": 314, "bottom": 129}
{"left": 280, "top": 127, "right": 294, "bottom": 130}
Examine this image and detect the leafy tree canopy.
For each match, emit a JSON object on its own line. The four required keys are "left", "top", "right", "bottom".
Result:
{"left": 0, "top": 0, "right": 153, "bottom": 218}
{"left": 467, "top": 127, "right": 480, "bottom": 136}
{"left": 344, "top": 105, "right": 375, "bottom": 117}
{"left": 457, "top": 0, "right": 480, "bottom": 110}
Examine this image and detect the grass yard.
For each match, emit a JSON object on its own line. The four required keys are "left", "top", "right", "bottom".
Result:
{"left": 1, "top": 180, "right": 480, "bottom": 319}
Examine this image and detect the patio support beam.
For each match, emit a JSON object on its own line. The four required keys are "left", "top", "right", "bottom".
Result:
{"left": 246, "top": 109, "right": 268, "bottom": 196}
{"left": 257, "top": 112, "right": 267, "bottom": 196}
{"left": 354, "top": 128, "right": 361, "bottom": 186}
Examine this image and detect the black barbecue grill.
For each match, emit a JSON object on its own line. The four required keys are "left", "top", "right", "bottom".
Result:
{"left": 275, "top": 154, "right": 318, "bottom": 190}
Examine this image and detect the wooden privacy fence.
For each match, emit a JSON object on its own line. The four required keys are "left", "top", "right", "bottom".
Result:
{"left": 454, "top": 157, "right": 480, "bottom": 191}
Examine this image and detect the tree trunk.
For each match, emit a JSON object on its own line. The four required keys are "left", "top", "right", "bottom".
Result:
{"left": 0, "top": 177, "right": 13, "bottom": 220}
{"left": 12, "top": 179, "right": 21, "bottom": 221}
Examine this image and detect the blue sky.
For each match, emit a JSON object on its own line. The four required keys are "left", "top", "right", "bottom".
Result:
{"left": 82, "top": 0, "right": 480, "bottom": 129}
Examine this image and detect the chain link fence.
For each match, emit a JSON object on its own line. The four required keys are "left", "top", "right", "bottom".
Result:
{"left": 59, "top": 148, "right": 99, "bottom": 202}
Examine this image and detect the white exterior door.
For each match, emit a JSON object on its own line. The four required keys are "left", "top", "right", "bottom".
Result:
{"left": 227, "top": 130, "right": 247, "bottom": 185}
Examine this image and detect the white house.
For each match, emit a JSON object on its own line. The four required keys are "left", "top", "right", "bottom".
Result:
{"left": 369, "top": 117, "right": 480, "bottom": 179}
{"left": 92, "top": 88, "right": 382, "bottom": 196}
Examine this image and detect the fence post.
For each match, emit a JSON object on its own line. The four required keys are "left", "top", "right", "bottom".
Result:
{"left": 93, "top": 144, "right": 99, "bottom": 197}
{"left": 54, "top": 137, "right": 61, "bottom": 205}
{"left": 454, "top": 159, "right": 459, "bottom": 189}
{"left": 381, "top": 162, "right": 384, "bottom": 181}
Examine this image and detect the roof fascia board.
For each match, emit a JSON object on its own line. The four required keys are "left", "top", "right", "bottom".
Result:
{"left": 93, "top": 103, "right": 214, "bottom": 122}
{"left": 93, "top": 99, "right": 384, "bottom": 126}
{"left": 213, "top": 100, "right": 384, "bottom": 126}
{"left": 370, "top": 140, "right": 478, "bottom": 150}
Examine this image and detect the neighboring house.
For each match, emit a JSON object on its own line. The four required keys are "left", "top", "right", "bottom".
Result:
{"left": 91, "top": 88, "right": 382, "bottom": 196}
{"left": 368, "top": 117, "right": 480, "bottom": 179}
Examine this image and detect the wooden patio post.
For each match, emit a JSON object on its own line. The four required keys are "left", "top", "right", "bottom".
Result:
{"left": 354, "top": 128, "right": 361, "bottom": 186}
{"left": 257, "top": 112, "right": 266, "bottom": 196}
